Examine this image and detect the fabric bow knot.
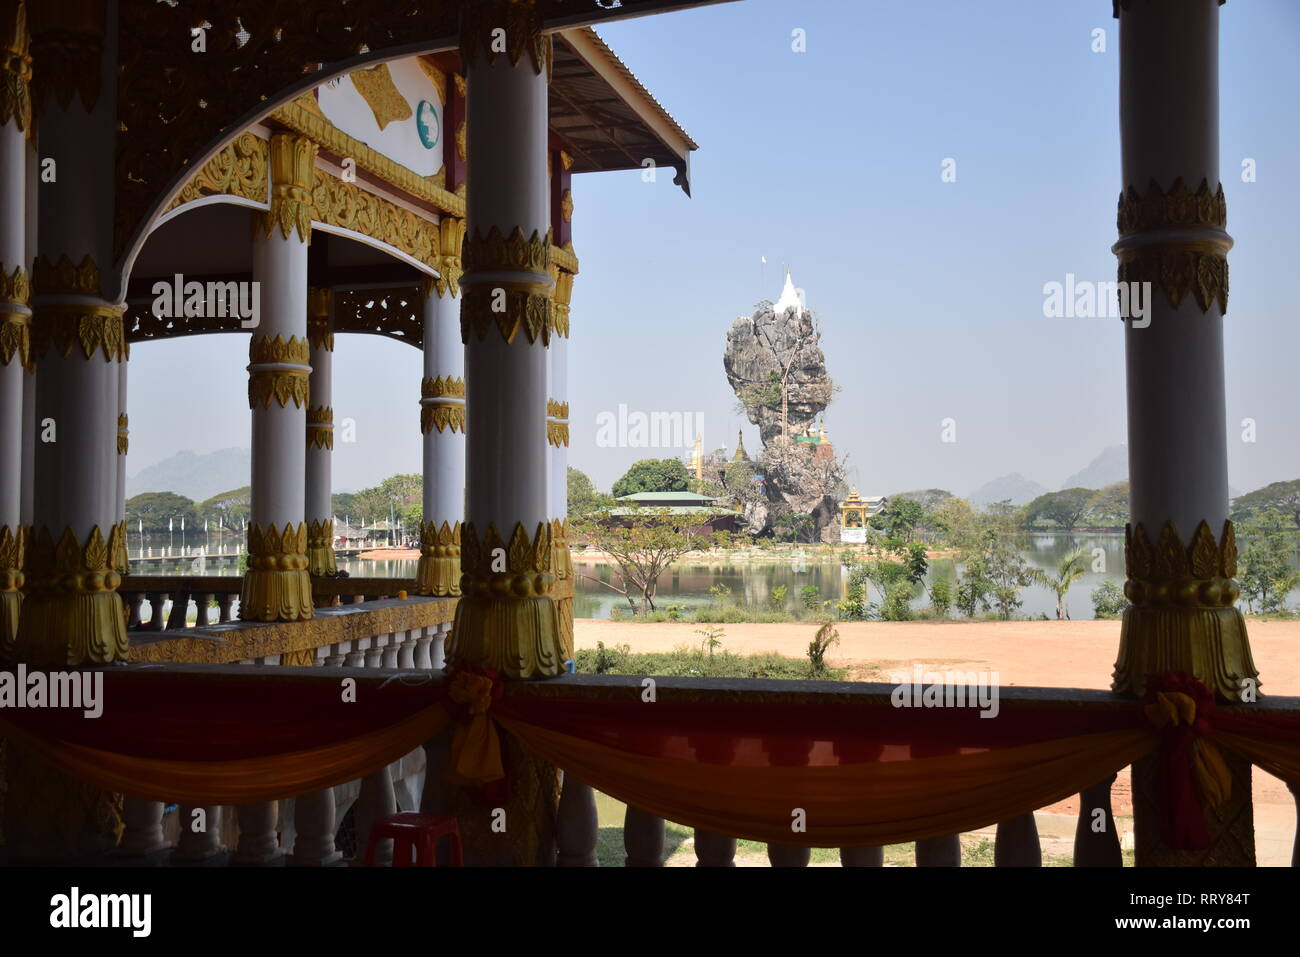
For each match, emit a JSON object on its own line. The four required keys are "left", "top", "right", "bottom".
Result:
{"left": 444, "top": 667, "right": 506, "bottom": 790}
{"left": 1142, "top": 673, "right": 1233, "bottom": 849}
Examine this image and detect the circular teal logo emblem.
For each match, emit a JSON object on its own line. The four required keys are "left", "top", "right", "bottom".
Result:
{"left": 416, "top": 100, "right": 439, "bottom": 149}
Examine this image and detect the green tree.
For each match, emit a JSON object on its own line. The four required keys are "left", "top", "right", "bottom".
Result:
{"left": 1091, "top": 579, "right": 1128, "bottom": 619}
{"left": 568, "top": 466, "right": 613, "bottom": 517}
{"left": 959, "top": 524, "right": 1036, "bottom": 620}
{"left": 1023, "top": 488, "right": 1095, "bottom": 529}
{"left": 773, "top": 511, "right": 816, "bottom": 543}
{"left": 1238, "top": 509, "right": 1300, "bottom": 613}
{"left": 332, "top": 491, "right": 358, "bottom": 517}
{"left": 1232, "top": 479, "right": 1300, "bottom": 530}
{"left": 572, "top": 507, "right": 714, "bottom": 612}
{"left": 870, "top": 498, "right": 924, "bottom": 543}
{"left": 800, "top": 584, "right": 822, "bottom": 613}
{"left": 1086, "top": 482, "right": 1130, "bottom": 527}
{"left": 929, "top": 576, "right": 953, "bottom": 618}
{"left": 198, "top": 486, "right": 251, "bottom": 529}
{"left": 1032, "top": 547, "right": 1089, "bottom": 619}
{"left": 611, "top": 458, "right": 691, "bottom": 498}
{"left": 126, "top": 491, "right": 200, "bottom": 534}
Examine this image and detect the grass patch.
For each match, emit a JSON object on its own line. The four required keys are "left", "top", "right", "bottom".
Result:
{"left": 575, "top": 642, "right": 847, "bottom": 680}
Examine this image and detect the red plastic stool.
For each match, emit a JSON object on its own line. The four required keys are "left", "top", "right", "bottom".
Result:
{"left": 364, "top": 812, "right": 463, "bottom": 867}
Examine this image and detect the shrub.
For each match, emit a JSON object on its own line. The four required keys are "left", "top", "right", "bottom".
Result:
{"left": 807, "top": 621, "right": 840, "bottom": 675}
{"left": 800, "top": 584, "right": 821, "bottom": 611}
{"left": 1091, "top": 579, "right": 1128, "bottom": 619}
{"left": 767, "top": 584, "right": 788, "bottom": 611}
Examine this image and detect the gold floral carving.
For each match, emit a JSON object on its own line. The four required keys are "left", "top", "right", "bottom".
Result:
{"left": 436, "top": 217, "right": 466, "bottom": 297}
{"left": 269, "top": 100, "right": 465, "bottom": 218}
{"left": 546, "top": 421, "right": 569, "bottom": 447}
{"left": 248, "top": 334, "right": 310, "bottom": 409}
{"left": 262, "top": 132, "right": 318, "bottom": 242}
{"left": 32, "top": 253, "right": 100, "bottom": 297}
{"left": 459, "top": 0, "right": 550, "bottom": 76}
{"left": 0, "top": 523, "right": 24, "bottom": 652}
{"left": 0, "top": 264, "right": 30, "bottom": 367}
{"left": 455, "top": 116, "right": 467, "bottom": 163}
{"left": 1116, "top": 242, "right": 1228, "bottom": 315}
{"left": 416, "top": 520, "right": 461, "bottom": 597}
{"left": 549, "top": 518, "right": 572, "bottom": 583}
{"left": 1113, "top": 520, "right": 1257, "bottom": 702}
{"left": 448, "top": 520, "right": 564, "bottom": 678}
{"left": 422, "top": 403, "right": 466, "bottom": 435}
{"left": 307, "top": 517, "right": 337, "bottom": 578}
{"left": 461, "top": 284, "right": 554, "bottom": 346}
{"left": 311, "top": 167, "right": 439, "bottom": 271}
{"left": 1117, "top": 177, "right": 1227, "bottom": 237}
{"left": 560, "top": 188, "right": 574, "bottom": 223}
{"left": 17, "top": 524, "right": 128, "bottom": 666}
{"left": 116, "top": 413, "right": 128, "bottom": 455}
{"left": 464, "top": 226, "right": 550, "bottom": 276}
{"left": 109, "top": 520, "right": 127, "bottom": 576}
{"left": 241, "top": 522, "right": 313, "bottom": 622}
{"left": 30, "top": 303, "right": 126, "bottom": 362}
{"left": 0, "top": 0, "right": 32, "bottom": 134}
{"left": 551, "top": 269, "right": 574, "bottom": 338}
{"left": 421, "top": 373, "right": 468, "bottom": 433}
{"left": 549, "top": 242, "right": 580, "bottom": 276}
{"left": 546, "top": 398, "right": 568, "bottom": 420}
{"left": 423, "top": 375, "right": 466, "bottom": 399}
{"left": 348, "top": 62, "right": 412, "bottom": 130}
{"left": 29, "top": 0, "right": 102, "bottom": 114}
{"left": 306, "top": 287, "right": 335, "bottom": 352}
{"left": 165, "top": 132, "right": 269, "bottom": 213}
{"left": 306, "top": 405, "right": 334, "bottom": 450}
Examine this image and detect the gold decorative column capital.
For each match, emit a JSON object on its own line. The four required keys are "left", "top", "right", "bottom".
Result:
{"left": 0, "top": 263, "right": 31, "bottom": 366}
{"left": 459, "top": 0, "right": 550, "bottom": 76}
{"left": 306, "top": 405, "right": 333, "bottom": 449}
{"left": 240, "top": 522, "right": 313, "bottom": 621}
{"left": 262, "top": 132, "right": 318, "bottom": 242}
{"left": 448, "top": 521, "right": 564, "bottom": 678}
{"left": 421, "top": 375, "right": 466, "bottom": 434}
{"left": 1113, "top": 178, "right": 1231, "bottom": 315}
{"left": 1113, "top": 519, "right": 1258, "bottom": 701}
{"left": 545, "top": 398, "right": 569, "bottom": 447}
{"left": 306, "top": 517, "right": 337, "bottom": 578}
{"left": 30, "top": 303, "right": 126, "bottom": 363}
{"left": 0, "top": 524, "right": 25, "bottom": 653}
{"left": 15, "top": 523, "right": 128, "bottom": 666}
{"left": 435, "top": 217, "right": 467, "bottom": 297}
{"left": 307, "top": 286, "right": 334, "bottom": 351}
{"left": 0, "top": 0, "right": 32, "bottom": 135}
{"left": 116, "top": 413, "right": 128, "bottom": 454}
{"left": 248, "top": 334, "right": 311, "bottom": 408}
{"left": 416, "top": 519, "right": 461, "bottom": 597}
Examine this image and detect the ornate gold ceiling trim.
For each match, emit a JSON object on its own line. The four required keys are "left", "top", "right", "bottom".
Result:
{"left": 460, "top": 0, "right": 550, "bottom": 77}
{"left": 270, "top": 99, "right": 463, "bottom": 218}
{"left": 549, "top": 241, "right": 579, "bottom": 275}
{"left": 311, "top": 165, "right": 440, "bottom": 272}
{"left": 164, "top": 132, "right": 270, "bottom": 214}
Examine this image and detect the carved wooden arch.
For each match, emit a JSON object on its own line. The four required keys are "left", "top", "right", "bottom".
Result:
{"left": 113, "top": 2, "right": 460, "bottom": 302}
{"left": 112, "top": 0, "right": 708, "bottom": 302}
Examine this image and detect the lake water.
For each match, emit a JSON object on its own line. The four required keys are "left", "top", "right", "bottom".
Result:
{"left": 131, "top": 531, "right": 1299, "bottom": 622}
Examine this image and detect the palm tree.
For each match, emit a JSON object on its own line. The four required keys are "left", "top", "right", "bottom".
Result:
{"left": 1034, "top": 548, "right": 1089, "bottom": 620}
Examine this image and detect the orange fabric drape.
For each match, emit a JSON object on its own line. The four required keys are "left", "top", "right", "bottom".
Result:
{"left": 497, "top": 715, "right": 1159, "bottom": 847}
{"left": 0, "top": 705, "right": 451, "bottom": 806}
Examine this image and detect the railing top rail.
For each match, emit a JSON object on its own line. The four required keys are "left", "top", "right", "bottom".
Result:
{"left": 121, "top": 575, "right": 244, "bottom": 592}
{"left": 129, "top": 595, "right": 456, "bottom": 663}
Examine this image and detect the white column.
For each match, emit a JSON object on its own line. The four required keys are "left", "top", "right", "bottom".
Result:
{"left": 240, "top": 132, "right": 316, "bottom": 622}
{"left": 1111, "top": 0, "right": 1253, "bottom": 868}
{"left": 416, "top": 245, "right": 465, "bottom": 597}
{"left": 114, "top": 356, "right": 127, "bottom": 573}
{"left": 0, "top": 0, "right": 29, "bottom": 654}
{"left": 18, "top": 0, "right": 127, "bottom": 671}
{"left": 1110, "top": 0, "right": 1253, "bottom": 702}
{"left": 452, "top": 1, "right": 563, "bottom": 678}
{"left": 546, "top": 279, "right": 573, "bottom": 659}
{"left": 305, "top": 286, "right": 335, "bottom": 579}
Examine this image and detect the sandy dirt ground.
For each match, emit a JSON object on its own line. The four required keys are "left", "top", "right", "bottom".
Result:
{"left": 575, "top": 617, "right": 1300, "bottom": 865}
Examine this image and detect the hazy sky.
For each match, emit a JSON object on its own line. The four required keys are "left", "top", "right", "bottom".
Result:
{"left": 126, "top": 0, "right": 1300, "bottom": 500}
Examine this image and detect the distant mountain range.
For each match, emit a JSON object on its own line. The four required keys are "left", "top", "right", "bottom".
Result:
{"left": 127, "top": 448, "right": 251, "bottom": 503}
{"left": 967, "top": 473, "right": 1049, "bottom": 507}
{"left": 968, "top": 445, "right": 1241, "bottom": 506}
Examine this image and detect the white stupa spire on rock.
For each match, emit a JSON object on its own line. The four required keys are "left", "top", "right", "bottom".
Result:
{"left": 774, "top": 267, "right": 804, "bottom": 315}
